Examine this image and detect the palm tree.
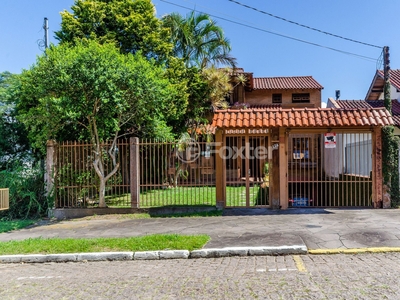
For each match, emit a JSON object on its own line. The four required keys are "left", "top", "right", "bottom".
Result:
{"left": 163, "top": 11, "right": 236, "bottom": 69}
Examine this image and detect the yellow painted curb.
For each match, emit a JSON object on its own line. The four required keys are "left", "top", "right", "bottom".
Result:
{"left": 309, "top": 247, "right": 400, "bottom": 255}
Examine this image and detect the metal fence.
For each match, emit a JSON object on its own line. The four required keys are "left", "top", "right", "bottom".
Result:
{"left": 55, "top": 140, "right": 131, "bottom": 208}
{"left": 54, "top": 139, "right": 216, "bottom": 208}
{"left": 224, "top": 136, "right": 269, "bottom": 207}
{"left": 52, "top": 132, "right": 374, "bottom": 209}
{"left": 288, "top": 132, "right": 373, "bottom": 207}
{"left": 139, "top": 139, "right": 216, "bottom": 207}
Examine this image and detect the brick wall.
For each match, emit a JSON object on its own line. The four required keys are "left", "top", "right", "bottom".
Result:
{"left": 244, "top": 89, "right": 322, "bottom": 108}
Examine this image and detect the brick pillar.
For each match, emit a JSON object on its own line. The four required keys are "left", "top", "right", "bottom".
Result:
{"left": 46, "top": 140, "right": 57, "bottom": 206}
{"left": 130, "top": 137, "right": 140, "bottom": 208}
{"left": 215, "top": 129, "right": 225, "bottom": 209}
{"left": 279, "top": 128, "right": 288, "bottom": 209}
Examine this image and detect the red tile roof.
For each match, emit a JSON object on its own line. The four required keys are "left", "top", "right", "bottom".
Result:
{"left": 330, "top": 99, "right": 400, "bottom": 126}
{"left": 377, "top": 69, "right": 400, "bottom": 90}
{"left": 253, "top": 76, "right": 323, "bottom": 90}
{"left": 212, "top": 107, "right": 393, "bottom": 128}
{"left": 366, "top": 69, "right": 400, "bottom": 100}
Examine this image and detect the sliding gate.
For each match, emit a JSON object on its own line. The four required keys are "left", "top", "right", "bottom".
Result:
{"left": 288, "top": 132, "right": 373, "bottom": 207}
{"left": 224, "top": 135, "right": 270, "bottom": 207}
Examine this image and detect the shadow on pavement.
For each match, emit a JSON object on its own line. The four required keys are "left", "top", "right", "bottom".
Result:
{"left": 222, "top": 208, "right": 334, "bottom": 216}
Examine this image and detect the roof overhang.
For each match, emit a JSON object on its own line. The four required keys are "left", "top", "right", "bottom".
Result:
{"left": 212, "top": 107, "right": 394, "bottom": 129}
{"left": 365, "top": 70, "right": 385, "bottom": 101}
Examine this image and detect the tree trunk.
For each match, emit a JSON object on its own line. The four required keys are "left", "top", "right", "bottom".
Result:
{"left": 98, "top": 177, "right": 107, "bottom": 207}
{"left": 91, "top": 118, "right": 120, "bottom": 208}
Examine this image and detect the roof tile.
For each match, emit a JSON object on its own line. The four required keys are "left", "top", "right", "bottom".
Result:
{"left": 253, "top": 76, "right": 323, "bottom": 90}
{"left": 212, "top": 107, "right": 393, "bottom": 129}
{"left": 333, "top": 99, "right": 400, "bottom": 126}
{"left": 377, "top": 69, "right": 400, "bottom": 91}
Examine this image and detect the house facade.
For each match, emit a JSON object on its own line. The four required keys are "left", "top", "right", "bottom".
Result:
{"left": 47, "top": 69, "right": 396, "bottom": 211}
{"left": 228, "top": 69, "right": 323, "bottom": 108}
{"left": 211, "top": 70, "right": 393, "bottom": 209}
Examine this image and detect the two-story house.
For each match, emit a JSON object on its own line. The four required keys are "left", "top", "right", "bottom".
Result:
{"left": 211, "top": 68, "right": 392, "bottom": 209}
{"left": 228, "top": 68, "right": 323, "bottom": 108}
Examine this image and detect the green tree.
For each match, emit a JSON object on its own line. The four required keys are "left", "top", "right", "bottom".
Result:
{"left": 382, "top": 65, "right": 400, "bottom": 207}
{"left": 165, "top": 65, "right": 233, "bottom": 134}
{"left": 162, "top": 11, "right": 236, "bottom": 68}
{"left": 18, "top": 41, "right": 187, "bottom": 207}
{"left": 55, "top": 0, "right": 172, "bottom": 63}
{"left": 0, "top": 72, "right": 31, "bottom": 169}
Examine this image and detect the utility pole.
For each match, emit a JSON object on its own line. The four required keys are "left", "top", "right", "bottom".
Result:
{"left": 383, "top": 46, "right": 391, "bottom": 112}
{"left": 44, "top": 17, "right": 49, "bottom": 49}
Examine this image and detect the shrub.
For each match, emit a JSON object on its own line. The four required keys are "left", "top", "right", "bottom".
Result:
{"left": 0, "top": 162, "right": 51, "bottom": 220}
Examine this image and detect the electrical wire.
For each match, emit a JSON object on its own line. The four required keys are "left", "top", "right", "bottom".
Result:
{"left": 228, "top": 0, "right": 382, "bottom": 49}
{"left": 376, "top": 49, "right": 384, "bottom": 70}
{"left": 160, "top": 0, "right": 378, "bottom": 62}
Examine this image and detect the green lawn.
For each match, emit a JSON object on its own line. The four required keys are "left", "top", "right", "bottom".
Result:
{"left": 0, "top": 220, "right": 36, "bottom": 233}
{"left": 0, "top": 234, "right": 210, "bottom": 255}
{"left": 106, "top": 185, "right": 268, "bottom": 208}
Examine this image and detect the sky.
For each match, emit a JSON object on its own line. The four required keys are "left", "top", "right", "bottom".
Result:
{"left": 1, "top": 0, "right": 400, "bottom": 104}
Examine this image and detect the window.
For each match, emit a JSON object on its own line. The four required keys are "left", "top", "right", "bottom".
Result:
{"left": 272, "top": 93, "right": 282, "bottom": 103}
{"left": 292, "top": 93, "right": 310, "bottom": 103}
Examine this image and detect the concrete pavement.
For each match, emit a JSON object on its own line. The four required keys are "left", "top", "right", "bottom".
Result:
{"left": 1, "top": 208, "right": 400, "bottom": 262}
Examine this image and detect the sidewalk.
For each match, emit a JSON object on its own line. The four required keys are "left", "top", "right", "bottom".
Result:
{"left": 1, "top": 208, "right": 400, "bottom": 262}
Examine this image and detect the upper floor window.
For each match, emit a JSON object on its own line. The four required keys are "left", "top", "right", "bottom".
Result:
{"left": 272, "top": 93, "right": 282, "bottom": 103}
{"left": 292, "top": 93, "right": 310, "bottom": 103}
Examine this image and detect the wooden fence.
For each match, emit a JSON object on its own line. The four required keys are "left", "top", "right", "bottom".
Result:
{"left": 0, "top": 188, "right": 9, "bottom": 211}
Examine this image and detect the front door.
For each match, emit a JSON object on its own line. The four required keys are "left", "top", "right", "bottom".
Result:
{"left": 224, "top": 135, "right": 270, "bottom": 207}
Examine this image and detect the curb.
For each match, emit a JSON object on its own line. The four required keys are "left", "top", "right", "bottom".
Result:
{"left": 309, "top": 247, "right": 400, "bottom": 255}
{"left": 2, "top": 246, "right": 399, "bottom": 263}
{"left": 191, "top": 245, "right": 307, "bottom": 258}
{"left": 0, "top": 245, "right": 307, "bottom": 264}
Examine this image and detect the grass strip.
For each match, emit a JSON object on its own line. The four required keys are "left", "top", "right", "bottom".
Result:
{"left": 0, "top": 234, "right": 210, "bottom": 255}
{"left": 0, "top": 220, "right": 36, "bottom": 233}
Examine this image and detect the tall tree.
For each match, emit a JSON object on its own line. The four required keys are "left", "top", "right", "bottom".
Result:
{"left": 0, "top": 72, "right": 30, "bottom": 169}
{"left": 55, "top": 0, "right": 172, "bottom": 63}
{"left": 162, "top": 11, "right": 236, "bottom": 68}
{"left": 17, "top": 40, "right": 187, "bottom": 207}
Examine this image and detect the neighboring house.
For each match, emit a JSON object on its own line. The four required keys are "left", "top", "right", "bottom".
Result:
{"left": 365, "top": 69, "right": 400, "bottom": 101}
{"left": 229, "top": 68, "right": 323, "bottom": 108}
{"left": 329, "top": 68, "right": 400, "bottom": 195}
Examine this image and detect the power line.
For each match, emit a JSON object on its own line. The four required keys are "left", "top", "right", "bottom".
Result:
{"left": 228, "top": 0, "right": 382, "bottom": 49}
{"left": 160, "top": 0, "right": 378, "bottom": 62}
{"left": 376, "top": 50, "right": 384, "bottom": 70}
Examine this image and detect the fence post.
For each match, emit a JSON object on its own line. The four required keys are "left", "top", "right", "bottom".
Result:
{"left": 46, "top": 140, "right": 57, "bottom": 206}
{"left": 130, "top": 137, "right": 140, "bottom": 208}
{"left": 215, "top": 129, "right": 225, "bottom": 208}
